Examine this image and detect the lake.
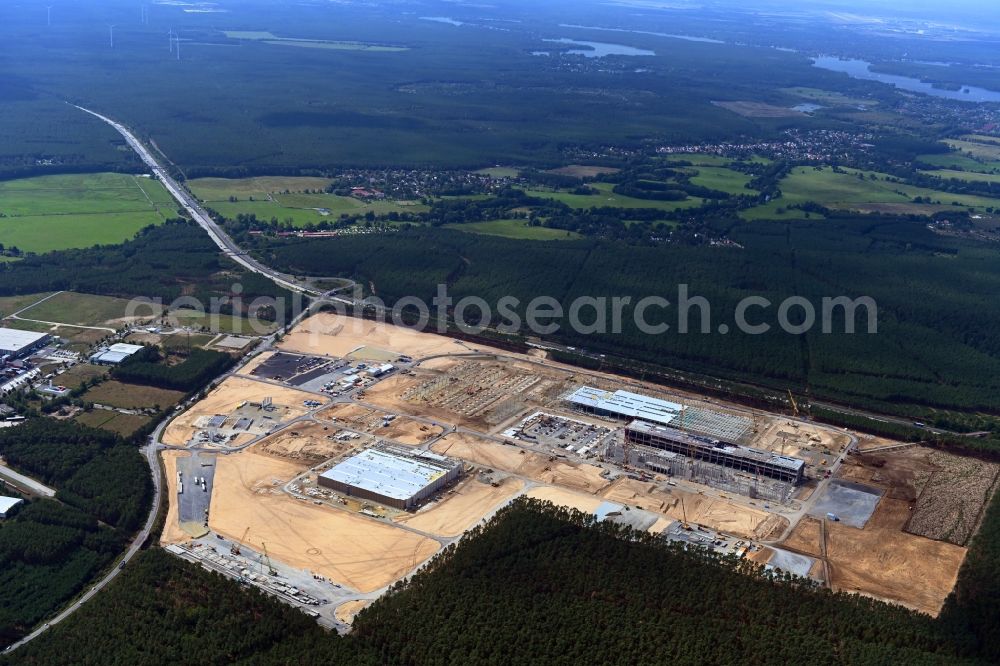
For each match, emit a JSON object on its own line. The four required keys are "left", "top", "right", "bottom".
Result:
{"left": 812, "top": 57, "right": 1000, "bottom": 103}
{"left": 541, "top": 38, "right": 655, "bottom": 58}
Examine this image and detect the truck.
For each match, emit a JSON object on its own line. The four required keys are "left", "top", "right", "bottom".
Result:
{"left": 826, "top": 513, "right": 840, "bottom": 522}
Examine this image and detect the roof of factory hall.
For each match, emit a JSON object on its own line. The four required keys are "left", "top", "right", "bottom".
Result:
{"left": 564, "top": 386, "right": 682, "bottom": 426}
{"left": 626, "top": 420, "right": 806, "bottom": 472}
{"left": 0, "top": 328, "right": 48, "bottom": 353}
{"left": 320, "top": 447, "right": 460, "bottom": 500}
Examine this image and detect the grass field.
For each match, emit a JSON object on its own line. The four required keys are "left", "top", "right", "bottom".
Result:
{"left": 781, "top": 87, "right": 875, "bottom": 106}
{"left": 0, "top": 173, "right": 173, "bottom": 253}
{"left": 475, "top": 167, "right": 520, "bottom": 178}
{"left": 917, "top": 152, "right": 1000, "bottom": 171}
{"left": 444, "top": 219, "right": 582, "bottom": 240}
{"left": 0, "top": 292, "right": 52, "bottom": 318}
{"left": 83, "top": 381, "right": 185, "bottom": 410}
{"left": 524, "top": 182, "right": 704, "bottom": 210}
{"left": 57, "top": 363, "right": 109, "bottom": 388}
{"left": 167, "top": 309, "right": 278, "bottom": 335}
{"left": 944, "top": 139, "right": 1000, "bottom": 161}
{"left": 189, "top": 177, "right": 427, "bottom": 227}
{"left": 924, "top": 169, "right": 1000, "bottom": 184}
{"left": 17, "top": 292, "right": 151, "bottom": 328}
{"left": 74, "top": 409, "right": 151, "bottom": 436}
{"left": 686, "top": 166, "right": 757, "bottom": 195}
{"left": 741, "top": 166, "right": 1000, "bottom": 220}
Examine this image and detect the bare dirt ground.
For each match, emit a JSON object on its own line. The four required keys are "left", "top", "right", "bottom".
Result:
{"left": 207, "top": 449, "right": 440, "bottom": 593}
{"left": 278, "top": 313, "right": 469, "bottom": 359}
{"left": 251, "top": 422, "right": 358, "bottom": 467}
{"left": 836, "top": 446, "right": 998, "bottom": 545}
{"left": 431, "top": 433, "right": 611, "bottom": 494}
{"left": 335, "top": 600, "right": 371, "bottom": 625}
{"left": 781, "top": 499, "right": 967, "bottom": 616}
{"left": 855, "top": 434, "right": 906, "bottom": 452}
{"left": 525, "top": 485, "right": 606, "bottom": 513}
{"left": 160, "top": 450, "right": 190, "bottom": 545}
{"left": 162, "top": 377, "right": 316, "bottom": 445}
{"left": 599, "top": 478, "right": 784, "bottom": 540}
{"left": 319, "top": 403, "right": 443, "bottom": 446}
{"left": 907, "top": 451, "right": 999, "bottom": 546}
{"left": 713, "top": 100, "right": 804, "bottom": 117}
{"left": 754, "top": 417, "right": 851, "bottom": 461}
{"left": 395, "top": 476, "right": 524, "bottom": 537}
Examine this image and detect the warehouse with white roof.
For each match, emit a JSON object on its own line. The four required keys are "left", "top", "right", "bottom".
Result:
{"left": 563, "top": 386, "right": 682, "bottom": 426}
{"left": 318, "top": 445, "right": 463, "bottom": 510}
{"left": 90, "top": 342, "right": 146, "bottom": 366}
{"left": 0, "top": 327, "right": 50, "bottom": 360}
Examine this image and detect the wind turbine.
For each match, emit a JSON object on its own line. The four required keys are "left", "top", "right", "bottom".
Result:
{"left": 46, "top": 5, "right": 52, "bottom": 27}
{"left": 168, "top": 28, "right": 174, "bottom": 52}
{"left": 108, "top": 24, "right": 116, "bottom": 49}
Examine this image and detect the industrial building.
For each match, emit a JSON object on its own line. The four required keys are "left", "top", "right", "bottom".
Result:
{"left": 625, "top": 420, "right": 805, "bottom": 484}
{"left": 318, "top": 445, "right": 463, "bottom": 510}
{"left": 90, "top": 342, "right": 145, "bottom": 366}
{"left": 0, "top": 328, "right": 50, "bottom": 360}
{"left": 564, "top": 386, "right": 682, "bottom": 426}
{"left": 0, "top": 496, "right": 23, "bottom": 519}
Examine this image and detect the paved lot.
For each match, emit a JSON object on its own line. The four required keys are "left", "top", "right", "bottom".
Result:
{"left": 807, "top": 479, "right": 883, "bottom": 528}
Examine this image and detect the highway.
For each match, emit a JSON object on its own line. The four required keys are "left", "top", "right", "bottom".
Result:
{"left": 72, "top": 105, "right": 322, "bottom": 298}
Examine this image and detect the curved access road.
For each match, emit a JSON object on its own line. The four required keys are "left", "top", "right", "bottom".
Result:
{"left": 72, "top": 104, "right": 322, "bottom": 298}
{"left": 3, "top": 439, "right": 164, "bottom": 654}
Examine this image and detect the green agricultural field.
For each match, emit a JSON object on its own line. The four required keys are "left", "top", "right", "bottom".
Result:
{"left": 741, "top": 166, "right": 1000, "bottom": 220}
{"left": 444, "top": 219, "right": 582, "bottom": 240}
{"left": 74, "top": 410, "right": 151, "bottom": 437}
{"left": 781, "top": 87, "right": 876, "bottom": 106}
{"left": 166, "top": 309, "right": 277, "bottom": 335}
{"left": 524, "top": 183, "right": 704, "bottom": 210}
{"left": 944, "top": 139, "right": 1000, "bottom": 161}
{"left": 917, "top": 152, "right": 1000, "bottom": 171}
{"left": 188, "top": 176, "right": 332, "bottom": 200}
{"left": 0, "top": 173, "right": 173, "bottom": 253}
{"left": 17, "top": 291, "right": 151, "bottom": 328}
{"left": 160, "top": 332, "right": 218, "bottom": 351}
{"left": 83, "top": 381, "right": 184, "bottom": 410}
{"left": 685, "top": 166, "right": 757, "bottom": 195}
{"left": 924, "top": 169, "right": 1000, "bottom": 184}
{"left": 475, "top": 167, "right": 521, "bottom": 178}
{"left": 661, "top": 153, "right": 733, "bottom": 167}
{"left": 190, "top": 177, "right": 427, "bottom": 227}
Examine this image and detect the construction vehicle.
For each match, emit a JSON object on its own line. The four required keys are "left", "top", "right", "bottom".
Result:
{"left": 680, "top": 495, "right": 691, "bottom": 530}
{"left": 787, "top": 390, "right": 799, "bottom": 418}
{"left": 260, "top": 542, "right": 278, "bottom": 576}
{"left": 231, "top": 527, "right": 250, "bottom": 556}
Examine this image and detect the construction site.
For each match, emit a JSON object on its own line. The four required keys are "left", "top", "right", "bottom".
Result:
{"left": 157, "top": 311, "right": 994, "bottom": 627}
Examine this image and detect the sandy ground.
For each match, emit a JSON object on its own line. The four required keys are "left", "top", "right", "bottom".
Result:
{"left": 160, "top": 450, "right": 190, "bottom": 545}
{"left": 525, "top": 485, "right": 606, "bottom": 513}
{"left": 278, "top": 313, "right": 470, "bottom": 359}
{"left": 252, "top": 422, "right": 357, "bottom": 466}
{"left": 236, "top": 351, "right": 275, "bottom": 377}
{"left": 755, "top": 417, "right": 851, "bottom": 460}
{"left": 781, "top": 500, "right": 967, "bottom": 616}
{"left": 600, "top": 478, "right": 784, "bottom": 540}
{"left": 335, "top": 599, "right": 371, "bottom": 625}
{"left": 162, "top": 376, "right": 317, "bottom": 446}
{"left": 395, "top": 476, "right": 524, "bottom": 537}
{"left": 207, "top": 449, "right": 440, "bottom": 593}
{"left": 431, "top": 433, "right": 610, "bottom": 494}
{"left": 320, "top": 403, "right": 444, "bottom": 446}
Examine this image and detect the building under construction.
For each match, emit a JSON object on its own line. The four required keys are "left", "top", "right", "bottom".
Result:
{"left": 318, "top": 445, "right": 463, "bottom": 510}
{"left": 625, "top": 420, "right": 805, "bottom": 484}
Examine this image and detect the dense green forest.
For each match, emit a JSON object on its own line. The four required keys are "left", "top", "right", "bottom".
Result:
{"left": 259, "top": 218, "right": 1000, "bottom": 420}
{"left": 0, "top": 420, "right": 151, "bottom": 531}
{"left": 0, "top": 420, "right": 151, "bottom": 642}
{"left": 113, "top": 348, "right": 235, "bottom": 393}
{"left": 0, "top": 220, "right": 295, "bottom": 315}
{"left": 9, "top": 498, "right": 997, "bottom": 664}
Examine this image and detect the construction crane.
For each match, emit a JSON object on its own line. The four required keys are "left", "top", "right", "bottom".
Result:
{"left": 787, "top": 390, "right": 800, "bottom": 418}
{"left": 260, "top": 542, "right": 277, "bottom": 576}
{"left": 231, "top": 527, "right": 250, "bottom": 556}
{"left": 680, "top": 495, "right": 691, "bottom": 531}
